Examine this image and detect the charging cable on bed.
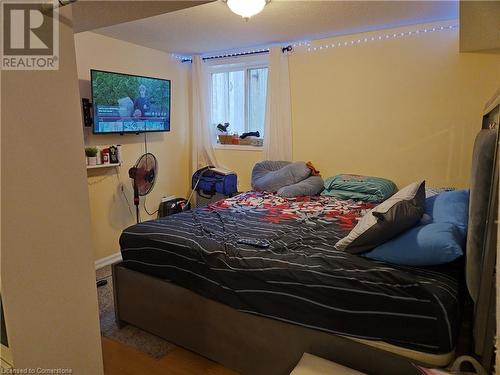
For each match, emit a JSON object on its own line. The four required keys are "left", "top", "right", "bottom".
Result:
{"left": 185, "top": 166, "right": 213, "bottom": 209}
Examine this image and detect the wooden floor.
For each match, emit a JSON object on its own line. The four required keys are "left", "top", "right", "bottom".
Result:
{"left": 102, "top": 337, "right": 239, "bottom": 375}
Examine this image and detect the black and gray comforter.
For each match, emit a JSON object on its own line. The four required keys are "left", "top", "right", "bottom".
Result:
{"left": 120, "top": 192, "right": 462, "bottom": 354}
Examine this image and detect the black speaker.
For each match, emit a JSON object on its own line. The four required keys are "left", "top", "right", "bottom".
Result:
{"left": 82, "top": 98, "right": 93, "bottom": 127}
{"left": 158, "top": 198, "right": 190, "bottom": 218}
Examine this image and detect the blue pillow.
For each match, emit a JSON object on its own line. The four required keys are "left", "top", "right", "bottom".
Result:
{"left": 423, "top": 189, "right": 469, "bottom": 239}
{"left": 364, "top": 222, "right": 464, "bottom": 266}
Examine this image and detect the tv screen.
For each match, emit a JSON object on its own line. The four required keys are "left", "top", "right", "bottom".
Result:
{"left": 91, "top": 69, "right": 171, "bottom": 134}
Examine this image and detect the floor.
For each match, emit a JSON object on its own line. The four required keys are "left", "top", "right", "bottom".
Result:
{"left": 97, "top": 266, "right": 174, "bottom": 359}
{"left": 102, "top": 337, "right": 239, "bottom": 375}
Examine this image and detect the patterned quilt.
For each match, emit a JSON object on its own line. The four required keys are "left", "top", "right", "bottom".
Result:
{"left": 209, "top": 191, "right": 375, "bottom": 226}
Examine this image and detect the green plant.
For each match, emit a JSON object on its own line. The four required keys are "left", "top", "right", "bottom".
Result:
{"left": 85, "top": 147, "right": 98, "bottom": 157}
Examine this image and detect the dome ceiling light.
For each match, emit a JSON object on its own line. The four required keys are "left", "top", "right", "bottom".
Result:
{"left": 224, "top": 0, "right": 270, "bottom": 20}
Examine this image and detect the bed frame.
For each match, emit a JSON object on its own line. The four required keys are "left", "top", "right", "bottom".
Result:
{"left": 112, "top": 100, "right": 499, "bottom": 374}
{"left": 112, "top": 262, "right": 428, "bottom": 375}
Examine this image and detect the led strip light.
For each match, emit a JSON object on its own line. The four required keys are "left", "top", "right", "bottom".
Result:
{"left": 306, "top": 24, "right": 458, "bottom": 52}
{"left": 171, "top": 23, "right": 458, "bottom": 62}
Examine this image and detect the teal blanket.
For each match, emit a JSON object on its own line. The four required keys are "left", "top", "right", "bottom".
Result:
{"left": 322, "top": 174, "right": 396, "bottom": 202}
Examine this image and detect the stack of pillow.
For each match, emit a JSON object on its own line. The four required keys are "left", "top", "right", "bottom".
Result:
{"left": 364, "top": 188, "right": 469, "bottom": 266}
{"left": 321, "top": 174, "right": 397, "bottom": 203}
{"left": 335, "top": 180, "right": 469, "bottom": 266}
{"left": 251, "top": 161, "right": 324, "bottom": 197}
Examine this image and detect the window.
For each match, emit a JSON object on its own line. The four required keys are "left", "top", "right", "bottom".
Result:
{"left": 210, "top": 62, "right": 268, "bottom": 144}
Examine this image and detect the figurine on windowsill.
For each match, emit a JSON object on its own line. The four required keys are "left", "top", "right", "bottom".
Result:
{"left": 240, "top": 131, "right": 260, "bottom": 139}
{"left": 217, "top": 123, "right": 230, "bottom": 133}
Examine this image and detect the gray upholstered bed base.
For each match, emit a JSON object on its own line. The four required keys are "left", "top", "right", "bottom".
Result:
{"left": 112, "top": 262, "right": 426, "bottom": 375}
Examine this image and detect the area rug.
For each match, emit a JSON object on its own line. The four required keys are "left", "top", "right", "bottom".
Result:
{"left": 96, "top": 265, "right": 175, "bottom": 359}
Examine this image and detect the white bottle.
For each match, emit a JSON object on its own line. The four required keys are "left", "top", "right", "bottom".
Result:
{"left": 116, "top": 144, "right": 122, "bottom": 163}
{"left": 96, "top": 147, "right": 102, "bottom": 164}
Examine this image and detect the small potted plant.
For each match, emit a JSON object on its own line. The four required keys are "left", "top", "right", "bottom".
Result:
{"left": 85, "top": 147, "right": 98, "bottom": 166}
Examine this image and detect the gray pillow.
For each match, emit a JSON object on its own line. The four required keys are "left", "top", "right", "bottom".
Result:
{"left": 252, "top": 161, "right": 311, "bottom": 192}
{"left": 335, "top": 180, "right": 426, "bottom": 254}
{"left": 277, "top": 176, "right": 324, "bottom": 197}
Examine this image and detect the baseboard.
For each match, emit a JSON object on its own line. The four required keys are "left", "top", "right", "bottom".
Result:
{"left": 95, "top": 252, "right": 122, "bottom": 270}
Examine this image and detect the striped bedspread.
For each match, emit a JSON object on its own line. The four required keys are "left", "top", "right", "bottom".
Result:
{"left": 120, "top": 192, "right": 462, "bottom": 354}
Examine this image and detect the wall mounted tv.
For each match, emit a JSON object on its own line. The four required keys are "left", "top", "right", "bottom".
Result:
{"left": 91, "top": 69, "right": 171, "bottom": 134}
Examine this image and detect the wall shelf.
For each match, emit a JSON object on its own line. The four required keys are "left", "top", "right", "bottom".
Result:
{"left": 86, "top": 163, "right": 121, "bottom": 170}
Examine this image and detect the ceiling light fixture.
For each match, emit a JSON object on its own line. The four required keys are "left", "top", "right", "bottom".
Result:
{"left": 224, "top": 0, "right": 270, "bottom": 20}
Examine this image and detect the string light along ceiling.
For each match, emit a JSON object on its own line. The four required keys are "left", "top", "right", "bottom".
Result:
{"left": 223, "top": 0, "right": 270, "bottom": 20}
{"left": 171, "top": 24, "right": 458, "bottom": 62}
{"left": 307, "top": 24, "right": 458, "bottom": 52}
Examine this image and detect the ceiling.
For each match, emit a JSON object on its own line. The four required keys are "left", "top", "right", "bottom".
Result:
{"left": 93, "top": 0, "right": 459, "bottom": 55}
{"left": 72, "top": 1, "right": 212, "bottom": 33}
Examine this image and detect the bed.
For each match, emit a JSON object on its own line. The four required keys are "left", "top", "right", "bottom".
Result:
{"left": 113, "top": 125, "right": 498, "bottom": 374}
{"left": 115, "top": 192, "right": 462, "bottom": 373}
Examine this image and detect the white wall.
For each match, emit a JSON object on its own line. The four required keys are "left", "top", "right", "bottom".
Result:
{"left": 74, "top": 32, "right": 192, "bottom": 260}
{"left": 1, "top": 6, "right": 103, "bottom": 374}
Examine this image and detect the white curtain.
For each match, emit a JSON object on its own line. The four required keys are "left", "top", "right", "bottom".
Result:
{"left": 191, "top": 55, "right": 218, "bottom": 171}
{"left": 263, "top": 46, "right": 292, "bottom": 161}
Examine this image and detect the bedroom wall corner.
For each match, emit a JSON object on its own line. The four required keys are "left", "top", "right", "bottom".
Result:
{"left": 74, "top": 32, "right": 192, "bottom": 261}
{"left": 1, "top": 5, "right": 103, "bottom": 374}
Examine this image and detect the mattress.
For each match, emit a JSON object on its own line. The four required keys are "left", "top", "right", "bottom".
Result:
{"left": 120, "top": 192, "right": 463, "bottom": 355}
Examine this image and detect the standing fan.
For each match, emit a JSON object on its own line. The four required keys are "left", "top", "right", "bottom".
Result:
{"left": 128, "top": 153, "right": 158, "bottom": 223}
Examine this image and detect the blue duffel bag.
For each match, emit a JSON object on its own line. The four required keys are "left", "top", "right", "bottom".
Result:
{"left": 192, "top": 166, "right": 238, "bottom": 198}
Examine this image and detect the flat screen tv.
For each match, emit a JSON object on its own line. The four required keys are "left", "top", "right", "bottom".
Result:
{"left": 91, "top": 69, "right": 171, "bottom": 134}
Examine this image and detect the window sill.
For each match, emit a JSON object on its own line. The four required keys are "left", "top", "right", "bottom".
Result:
{"left": 214, "top": 144, "right": 264, "bottom": 152}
